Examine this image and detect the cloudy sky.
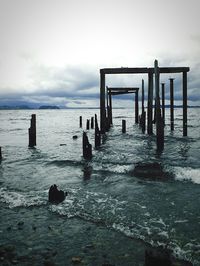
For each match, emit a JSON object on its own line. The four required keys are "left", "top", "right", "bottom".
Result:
{"left": 0, "top": 0, "right": 200, "bottom": 108}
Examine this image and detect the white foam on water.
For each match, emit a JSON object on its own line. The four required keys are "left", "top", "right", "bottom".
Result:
{"left": 0, "top": 187, "right": 47, "bottom": 208}
{"left": 174, "top": 167, "right": 200, "bottom": 184}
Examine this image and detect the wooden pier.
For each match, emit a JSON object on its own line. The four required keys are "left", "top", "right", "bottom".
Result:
{"left": 99, "top": 60, "right": 190, "bottom": 151}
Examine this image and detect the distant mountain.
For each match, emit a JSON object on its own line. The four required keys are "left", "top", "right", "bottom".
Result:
{"left": 39, "top": 105, "right": 60, "bottom": 109}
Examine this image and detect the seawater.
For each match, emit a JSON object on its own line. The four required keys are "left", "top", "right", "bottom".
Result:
{"left": 0, "top": 108, "right": 200, "bottom": 265}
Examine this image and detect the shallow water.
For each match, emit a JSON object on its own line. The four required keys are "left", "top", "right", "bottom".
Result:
{"left": 0, "top": 108, "right": 200, "bottom": 265}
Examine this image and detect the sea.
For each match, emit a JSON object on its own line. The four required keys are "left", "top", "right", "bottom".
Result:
{"left": 0, "top": 108, "right": 199, "bottom": 266}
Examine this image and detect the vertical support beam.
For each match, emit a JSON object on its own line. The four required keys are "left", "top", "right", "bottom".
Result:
{"left": 169, "top": 78, "right": 174, "bottom": 131}
{"left": 142, "top": 79, "right": 145, "bottom": 114}
{"left": 82, "top": 132, "right": 92, "bottom": 159}
{"left": 86, "top": 119, "right": 90, "bottom": 130}
{"left": 29, "top": 114, "right": 36, "bottom": 147}
{"left": 0, "top": 147, "right": 2, "bottom": 160}
{"left": 155, "top": 60, "right": 164, "bottom": 152}
{"left": 95, "top": 114, "right": 101, "bottom": 147}
{"left": 100, "top": 71, "right": 106, "bottom": 133}
{"left": 161, "top": 83, "right": 165, "bottom": 125}
{"left": 147, "top": 71, "right": 153, "bottom": 134}
{"left": 122, "top": 120, "right": 126, "bottom": 133}
{"left": 79, "top": 116, "right": 82, "bottom": 128}
{"left": 108, "top": 90, "right": 113, "bottom": 125}
{"left": 91, "top": 117, "right": 94, "bottom": 129}
{"left": 183, "top": 72, "right": 187, "bottom": 136}
{"left": 135, "top": 90, "right": 139, "bottom": 124}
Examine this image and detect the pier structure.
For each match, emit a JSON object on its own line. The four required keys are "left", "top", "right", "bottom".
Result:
{"left": 106, "top": 86, "right": 139, "bottom": 128}
{"left": 100, "top": 61, "right": 189, "bottom": 151}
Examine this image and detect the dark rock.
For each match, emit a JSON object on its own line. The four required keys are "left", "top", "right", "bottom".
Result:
{"left": 73, "top": 135, "right": 78, "bottom": 139}
{"left": 145, "top": 247, "right": 172, "bottom": 266}
{"left": 48, "top": 184, "right": 66, "bottom": 204}
{"left": 133, "top": 162, "right": 171, "bottom": 179}
{"left": 43, "top": 260, "right": 56, "bottom": 266}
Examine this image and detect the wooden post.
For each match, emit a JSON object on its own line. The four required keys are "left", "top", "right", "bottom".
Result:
{"left": 100, "top": 71, "right": 106, "bottom": 133}
{"left": 86, "top": 119, "right": 90, "bottom": 130}
{"left": 147, "top": 71, "right": 153, "bottom": 135}
{"left": 122, "top": 120, "right": 126, "bottom": 133}
{"left": 142, "top": 79, "right": 145, "bottom": 114}
{"left": 153, "top": 98, "right": 156, "bottom": 124}
{"left": 82, "top": 132, "right": 92, "bottom": 159}
{"left": 169, "top": 78, "right": 174, "bottom": 131}
{"left": 135, "top": 90, "right": 139, "bottom": 124}
{"left": 142, "top": 112, "right": 146, "bottom": 133}
{"left": 183, "top": 72, "right": 187, "bottom": 136}
{"left": 29, "top": 114, "right": 36, "bottom": 147}
{"left": 91, "top": 117, "right": 94, "bottom": 129}
{"left": 161, "top": 83, "right": 165, "bottom": 125}
{"left": 155, "top": 60, "right": 164, "bottom": 152}
{"left": 79, "top": 116, "right": 82, "bottom": 128}
{"left": 108, "top": 89, "right": 113, "bottom": 125}
{"left": 0, "top": 147, "right": 2, "bottom": 160}
{"left": 95, "top": 114, "right": 101, "bottom": 147}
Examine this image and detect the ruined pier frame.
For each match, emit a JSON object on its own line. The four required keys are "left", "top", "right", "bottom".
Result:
{"left": 100, "top": 65, "right": 189, "bottom": 137}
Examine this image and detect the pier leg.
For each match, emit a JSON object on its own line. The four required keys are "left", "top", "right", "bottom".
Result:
{"left": 170, "top": 78, "right": 174, "bottom": 131}
{"left": 122, "top": 120, "right": 126, "bottom": 133}
{"left": 91, "top": 117, "right": 94, "bottom": 129}
{"left": 161, "top": 83, "right": 165, "bottom": 126}
{"left": 183, "top": 72, "right": 187, "bottom": 136}
{"left": 100, "top": 71, "right": 106, "bottom": 133}
{"left": 29, "top": 114, "right": 36, "bottom": 147}
{"left": 147, "top": 71, "right": 153, "bottom": 134}
{"left": 86, "top": 119, "right": 90, "bottom": 130}
{"left": 79, "top": 116, "right": 82, "bottom": 128}
{"left": 109, "top": 90, "right": 113, "bottom": 125}
{"left": 82, "top": 132, "right": 92, "bottom": 159}
{"left": 142, "top": 79, "right": 145, "bottom": 114}
{"left": 95, "top": 114, "right": 101, "bottom": 147}
{"left": 0, "top": 147, "right": 2, "bottom": 160}
{"left": 155, "top": 60, "right": 164, "bottom": 152}
{"left": 135, "top": 90, "right": 139, "bottom": 124}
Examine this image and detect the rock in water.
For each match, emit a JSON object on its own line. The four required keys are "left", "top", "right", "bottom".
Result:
{"left": 133, "top": 162, "right": 171, "bottom": 179}
{"left": 145, "top": 247, "right": 172, "bottom": 266}
{"left": 48, "top": 184, "right": 66, "bottom": 204}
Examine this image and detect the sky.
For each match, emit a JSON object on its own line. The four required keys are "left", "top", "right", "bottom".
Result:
{"left": 0, "top": 0, "right": 200, "bottom": 108}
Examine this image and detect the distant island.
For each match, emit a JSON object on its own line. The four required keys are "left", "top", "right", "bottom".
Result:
{"left": 39, "top": 105, "right": 60, "bottom": 109}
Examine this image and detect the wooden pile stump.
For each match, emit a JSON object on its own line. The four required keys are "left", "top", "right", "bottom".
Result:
{"left": 28, "top": 114, "right": 36, "bottom": 147}
{"left": 82, "top": 132, "right": 92, "bottom": 159}
{"left": 95, "top": 114, "right": 101, "bottom": 148}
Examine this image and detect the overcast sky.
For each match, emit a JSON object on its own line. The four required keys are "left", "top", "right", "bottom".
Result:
{"left": 0, "top": 0, "right": 200, "bottom": 107}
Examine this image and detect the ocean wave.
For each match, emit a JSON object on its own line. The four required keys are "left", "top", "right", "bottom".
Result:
{"left": 174, "top": 167, "right": 200, "bottom": 184}
{"left": 0, "top": 187, "right": 47, "bottom": 208}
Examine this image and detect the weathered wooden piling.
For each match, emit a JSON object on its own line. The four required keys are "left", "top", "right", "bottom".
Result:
{"left": 147, "top": 70, "right": 153, "bottom": 135}
{"left": 169, "top": 78, "right": 174, "bottom": 131}
{"left": 153, "top": 98, "right": 156, "bottom": 124}
{"left": 79, "top": 116, "right": 82, "bottom": 128}
{"left": 142, "top": 79, "right": 145, "bottom": 114}
{"left": 108, "top": 89, "right": 113, "bottom": 125}
{"left": 28, "top": 114, "right": 36, "bottom": 147}
{"left": 100, "top": 71, "right": 106, "bottom": 133}
{"left": 91, "top": 117, "right": 94, "bottom": 129}
{"left": 122, "top": 120, "right": 126, "bottom": 133}
{"left": 155, "top": 60, "right": 164, "bottom": 152}
{"left": 0, "top": 147, "right": 2, "bottom": 160}
{"left": 82, "top": 132, "right": 92, "bottom": 159}
{"left": 135, "top": 90, "right": 139, "bottom": 124}
{"left": 140, "top": 80, "right": 146, "bottom": 133}
{"left": 141, "top": 112, "right": 146, "bottom": 133}
{"left": 183, "top": 71, "right": 187, "bottom": 136}
{"left": 86, "top": 119, "right": 90, "bottom": 130}
{"left": 161, "top": 83, "right": 165, "bottom": 125}
{"left": 95, "top": 114, "right": 101, "bottom": 148}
